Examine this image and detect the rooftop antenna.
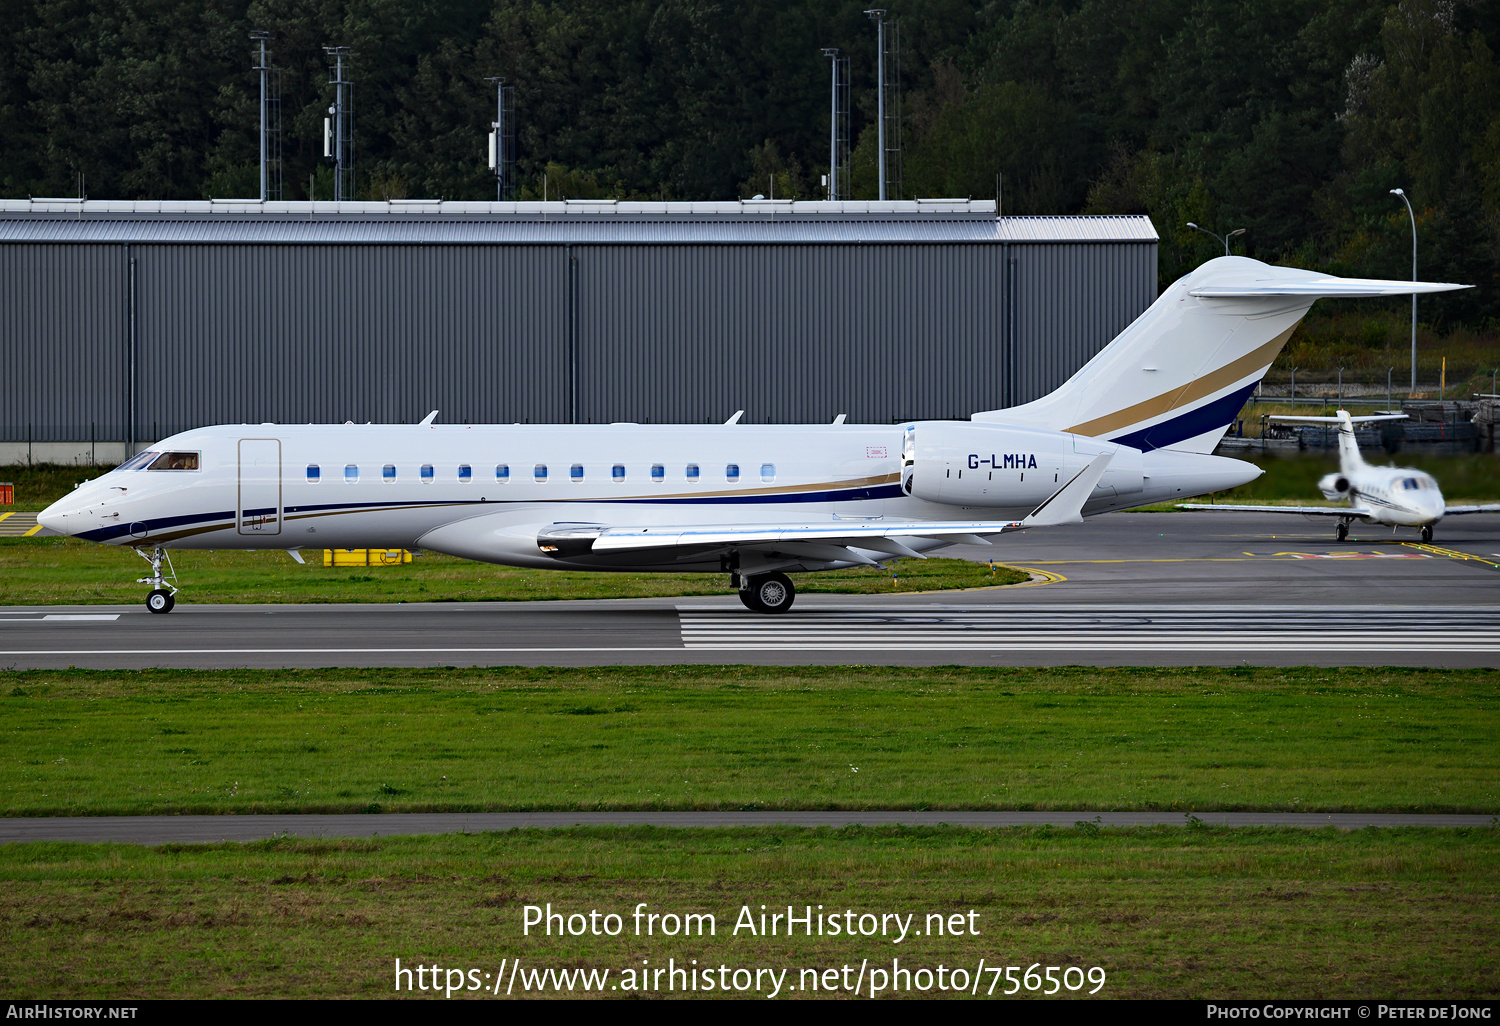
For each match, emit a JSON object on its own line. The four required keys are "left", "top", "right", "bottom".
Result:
{"left": 250, "top": 31, "right": 283, "bottom": 201}
{"left": 484, "top": 76, "right": 517, "bottom": 201}
{"left": 821, "top": 48, "right": 850, "bottom": 201}
{"left": 323, "top": 47, "right": 354, "bottom": 202}
{"left": 864, "top": 11, "right": 887, "bottom": 200}
{"left": 882, "top": 16, "right": 903, "bottom": 200}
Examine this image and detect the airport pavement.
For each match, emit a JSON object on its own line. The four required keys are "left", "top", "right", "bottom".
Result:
{"left": 1, "top": 513, "right": 1496, "bottom": 669}
{"left": 2, "top": 811, "right": 1495, "bottom": 845}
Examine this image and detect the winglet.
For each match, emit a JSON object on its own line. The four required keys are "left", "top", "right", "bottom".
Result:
{"left": 1020, "top": 452, "right": 1113, "bottom": 527}
{"left": 725, "top": 410, "right": 744, "bottom": 425}
{"left": 419, "top": 410, "right": 439, "bottom": 426}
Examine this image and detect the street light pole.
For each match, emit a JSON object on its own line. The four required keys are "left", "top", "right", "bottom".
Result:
{"left": 1390, "top": 188, "right": 1417, "bottom": 393}
{"left": 1186, "top": 222, "right": 1245, "bottom": 256}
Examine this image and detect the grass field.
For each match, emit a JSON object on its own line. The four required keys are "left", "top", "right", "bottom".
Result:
{"left": 3, "top": 666, "right": 1494, "bottom": 816}
{"left": 0, "top": 539, "right": 1027, "bottom": 606}
{"left": 1, "top": 826, "right": 1495, "bottom": 998}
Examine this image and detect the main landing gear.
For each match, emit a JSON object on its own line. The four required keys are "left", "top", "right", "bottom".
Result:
{"left": 135, "top": 546, "right": 179, "bottom": 614}
{"left": 1336, "top": 519, "right": 1351, "bottom": 542}
{"left": 734, "top": 572, "right": 796, "bottom": 614}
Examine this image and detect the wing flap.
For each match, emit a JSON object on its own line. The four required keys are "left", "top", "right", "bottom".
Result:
{"left": 578, "top": 520, "right": 1024, "bottom": 554}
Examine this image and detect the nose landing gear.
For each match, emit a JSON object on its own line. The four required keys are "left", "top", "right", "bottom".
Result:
{"left": 1421, "top": 525, "right": 1434, "bottom": 543}
{"left": 134, "top": 546, "right": 179, "bottom": 613}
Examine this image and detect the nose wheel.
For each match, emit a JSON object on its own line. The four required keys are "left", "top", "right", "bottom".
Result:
{"left": 134, "top": 546, "right": 180, "bottom": 613}
{"left": 1421, "top": 525, "right": 1434, "bottom": 543}
{"left": 735, "top": 572, "right": 796, "bottom": 614}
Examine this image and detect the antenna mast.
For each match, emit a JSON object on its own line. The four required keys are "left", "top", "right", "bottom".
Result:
{"left": 822, "top": 48, "right": 849, "bottom": 201}
{"left": 250, "top": 31, "right": 282, "bottom": 201}
{"left": 485, "top": 77, "right": 517, "bottom": 201}
{"left": 323, "top": 47, "right": 354, "bottom": 202}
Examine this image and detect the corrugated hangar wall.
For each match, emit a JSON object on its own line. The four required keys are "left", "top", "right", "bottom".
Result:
{"left": 0, "top": 202, "right": 1158, "bottom": 446}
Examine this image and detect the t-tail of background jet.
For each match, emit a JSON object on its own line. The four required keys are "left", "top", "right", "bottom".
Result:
{"left": 972, "top": 256, "right": 1469, "bottom": 454}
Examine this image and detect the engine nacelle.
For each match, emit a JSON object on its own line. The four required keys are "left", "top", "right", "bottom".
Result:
{"left": 903, "top": 421, "right": 1144, "bottom": 508}
{"left": 1318, "top": 473, "right": 1352, "bottom": 500}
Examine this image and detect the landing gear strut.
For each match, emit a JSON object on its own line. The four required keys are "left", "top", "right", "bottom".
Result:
{"left": 1336, "top": 520, "right": 1350, "bottom": 542}
{"left": 1421, "top": 525, "right": 1434, "bottom": 543}
{"left": 135, "top": 546, "right": 178, "bottom": 613}
{"left": 734, "top": 572, "right": 796, "bottom": 614}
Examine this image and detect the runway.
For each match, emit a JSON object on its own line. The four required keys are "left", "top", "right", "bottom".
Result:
{"left": 2, "top": 811, "right": 1493, "bottom": 845}
{"left": 1, "top": 513, "right": 1496, "bottom": 668}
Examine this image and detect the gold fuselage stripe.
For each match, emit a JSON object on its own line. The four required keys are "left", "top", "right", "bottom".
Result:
{"left": 1065, "top": 325, "right": 1299, "bottom": 438}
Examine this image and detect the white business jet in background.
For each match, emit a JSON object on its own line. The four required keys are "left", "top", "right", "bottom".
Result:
{"left": 39, "top": 256, "right": 1466, "bottom": 614}
{"left": 1180, "top": 408, "right": 1499, "bottom": 542}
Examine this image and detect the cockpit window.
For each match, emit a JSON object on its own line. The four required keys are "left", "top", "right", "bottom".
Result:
{"left": 117, "top": 451, "right": 159, "bottom": 472}
{"left": 146, "top": 451, "right": 199, "bottom": 471}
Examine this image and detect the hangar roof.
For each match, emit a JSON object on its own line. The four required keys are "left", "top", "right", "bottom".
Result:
{"left": 0, "top": 198, "right": 1157, "bottom": 245}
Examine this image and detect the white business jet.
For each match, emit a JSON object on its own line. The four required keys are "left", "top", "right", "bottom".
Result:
{"left": 39, "top": 256, "right": 1466, "bottom": 614}
{"left": 1179, "top": 408, "right": 1499, "bottom": 542}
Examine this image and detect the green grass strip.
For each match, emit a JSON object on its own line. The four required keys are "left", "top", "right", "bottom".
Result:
{"left": 4, "top": 666, "right": 1495, "bottom": 816}
{"left": 0, "top": 538, "right": 1027, "bottom": 605}
{"left": 1, "top": 826, "right": 1496, "bottom": 998}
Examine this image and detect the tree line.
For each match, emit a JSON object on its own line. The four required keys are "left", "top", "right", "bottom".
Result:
{"left": 1, "top": 0, "right": 1496, "bottom": 322}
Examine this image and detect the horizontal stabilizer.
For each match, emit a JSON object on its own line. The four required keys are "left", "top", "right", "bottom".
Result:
{"left": 1191, "top": 277, "right": 1469, "bottom": 298}
{"left": 1178, "top": 503, "right": 1374, "bottom": 519}
{"left": 1267, "top": 414, "right": 1406, "bottom": 425}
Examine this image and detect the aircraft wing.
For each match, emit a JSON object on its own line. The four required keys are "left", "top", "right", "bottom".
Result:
{"left": 1177, "top": 503, "right": 1376, "bottom": 519}
{"left": 539, "top": 519, "right": 1021, "bottom": 564}
{"left": 1443, "top": 504, "right": 1500, "bottom": 516}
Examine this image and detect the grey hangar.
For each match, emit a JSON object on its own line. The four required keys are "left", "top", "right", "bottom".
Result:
{"left": 0, "top": 199, "right": 1158, "bottom": 463}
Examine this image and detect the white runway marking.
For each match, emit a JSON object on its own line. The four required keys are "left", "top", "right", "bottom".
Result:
{"left": 679, "top": 608, "right": 1500, "bottom": 652}
{"left": 0, "top": 614, "right": 120, "bottom": 622}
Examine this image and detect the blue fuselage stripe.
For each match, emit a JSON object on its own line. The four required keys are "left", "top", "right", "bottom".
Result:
{"left": 1108, "top": 380, "right": 1261, "bottom": 452}
{"left": 76, "top": 483, "right": 905, "bottom": 543}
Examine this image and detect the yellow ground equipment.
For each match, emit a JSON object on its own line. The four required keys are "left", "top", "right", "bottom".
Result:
{"left": 323, "top": 548, "right": 412, "bottom": 567}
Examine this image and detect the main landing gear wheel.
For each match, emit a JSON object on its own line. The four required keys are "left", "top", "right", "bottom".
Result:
{"left": 1421, "top": 525, "right": 1434, "bottom": 543}
{"left": 738, "top": 572, "right": 796, "bottom": 614}
{"left": 146, "top": 589, "right": 175, "bottom": 614}
{"left": 1336, "top": 521, "right": 1349, "bottom": 542}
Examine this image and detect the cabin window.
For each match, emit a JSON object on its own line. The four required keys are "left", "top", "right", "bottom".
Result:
{"left": 612, "top": 464, "right": 626, "bottom": 482}
{"left": 382, "top": 464, "right": 397, "bottom": 483}
{"left": 534, "top": 464, "right": 548, "bottom": 482}
{"left": 344, "top": 464, "right": 359, "bottom": 483}
{"left": 725, "top": 463, "right": 740, "bottom": 483}
{"left": 760, "top": 463, "right": 776, "bottom": 483}
{"left": 685, "top": 463, "right": 700, "bottom": 482}
{"left": 306, "top": 464, "right": 320, "bottom": 483}
{"left": 457, "top": 464, "right": 472, "bottom": 482}
{"left": 420, "top": 464, "right": 434, "bottom": 483}
{"left": 118, "top": 451, "right": 159, "bottom": 472}
{"left": 571, "top": 463, "right": 585, "bottom": 482}
{"left": 651, "top": 464, "right": 665, "bottom": 483}
{"left": 496, "top": 464, "right": 509, "bottom": 483}
{"left": 146, "top": 451, "right": 199, "bottom": 471}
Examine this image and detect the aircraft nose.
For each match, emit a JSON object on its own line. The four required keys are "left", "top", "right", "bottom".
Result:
{"left": 37, "top": 498, "right": 80, "bottom": 536}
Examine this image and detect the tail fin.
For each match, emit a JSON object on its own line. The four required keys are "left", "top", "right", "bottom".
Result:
{"left": 1268, "top": 410, "right": 1408, "bottom": 476}
{"left": 972, "top": 256, "right": 1468, "bottom": 454}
